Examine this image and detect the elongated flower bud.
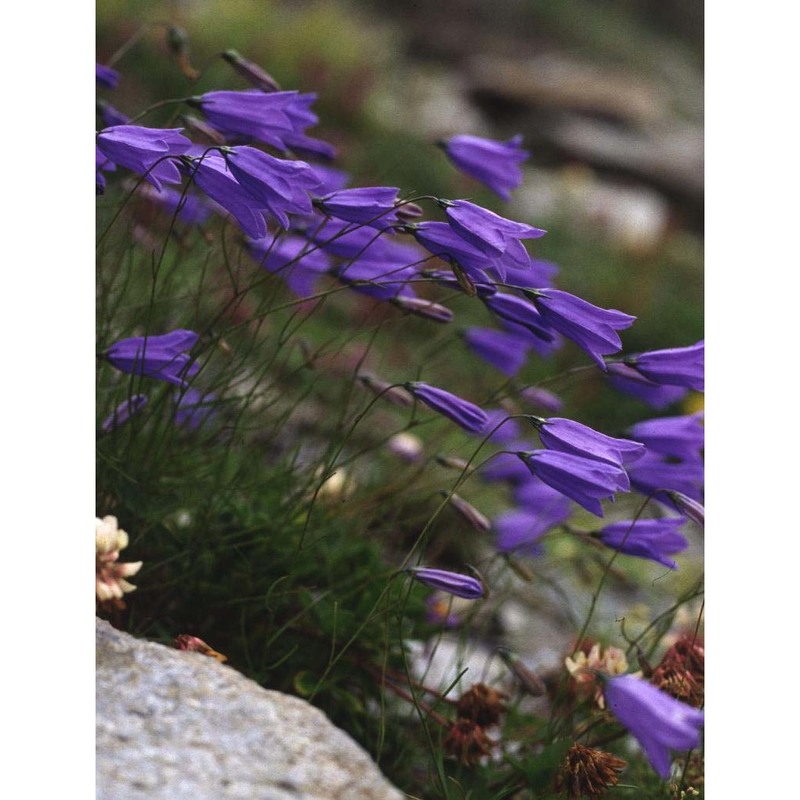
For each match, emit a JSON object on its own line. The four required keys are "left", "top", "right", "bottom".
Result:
{"left": 393, "top": 296, "right": 454, "bottom": 323}
{"left": 405, "top": 567, "right": 487, "bottom": 599}
{"left": 222, "top": 49, "right": 281, "bottom": 92}
{"left": 444, "top": 491, "right": 491, "bottom": 532}
{"left": 357, "top": 372, "right": 414, "bottom": 407}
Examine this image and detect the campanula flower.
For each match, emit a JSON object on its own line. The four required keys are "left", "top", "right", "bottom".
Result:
{"left": 606, "top": 363, "right": 689, "bottom": 409}
{"left": 517, "top": 450, "right": 630, "bottom": 517}
{"left": 482, "top": 292, "right": 555, "bottom": 343}
{"left": 595, "top": 518, "right": 688, "bottom": 569}
{"left": 97, "top": 99, "right": 129, "bottom": 128}
{"left": 628, "top": 413, "right": 704, "bottom": 462}
{"left": 530, "top": 416, "right": 645, "bottom": 466}
{"left": 525, "top": 288, "right": 636, "bottom": 368}
{"left": 334, "top": 260, "right": 418, "bottom": 301}
{"left": 440, "top": 133, "right": 529, "bottom": 200}
{"left": 623, "top": 341, "right": 704, "bottom": 391}
{"left": 627, "top": 451, "right": 704, "bottom": 501}
{"left": 314, "top": 186, "right": 402, "bottom": 228}
{"left": 174, "top": 389, "right": 218, "bottom": 431}
{"left": 494, "top": 508, "right": 558, "bottom": 556}
{"left": 101, "top": 394, "right": 148, "bottom": 434}
{"left": 406, "top": 567, "right": 487, "bottom": 599}
{"left": 224, "top": 146, "right": 322, "bottom": 229}
{"left": 463, "top": 327, "right": 531, "bottom": 376}
{"left": 602, "top": 674, "right": 704, "bottom": 779}
{"left": 479, "top": 409, "right": 524, "bottom": 444}
{"left": 441, "top": 199, "right": 545, "bottom": 257}
{"left": 131, "top": 182, "right": 212, "bottom": 226}
{"left": 247, "top": 232, "right": 331, "bottom": 297}
{"left": 480, "top": 442, "right": 539, "bottom": 484}
{"left": 96, "top": 125, "right": 192, "bottom": 190}
{"left": 105, "top": 329, "right": 200, "bottom": 388}
{"left": 406, "top": 382, "right": 488, "bottom": 434}
{"left": 512, "top": 476, "right": 573, "bottom": 522}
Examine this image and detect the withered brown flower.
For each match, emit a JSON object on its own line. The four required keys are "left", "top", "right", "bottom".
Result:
{"left": 456, "top": 683, "right": 509, "bottom": 727}
{"left": 556, "top": 742, "right": 626, "bottom": 799}
{"left": 443, "top": 719, "right": 493, "bottom": 766}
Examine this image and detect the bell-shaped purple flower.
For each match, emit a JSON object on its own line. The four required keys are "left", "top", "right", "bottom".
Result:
{"left": 482, "top": 292, "right": 555, "bottom": 343}
{"left": 606, "top": 363, "right": 689, "bottom": 409}
{"left": 494, "top": 509, "right": 551, "bottom": 556}
{"left": 96, "top": 63, "right": 120, "bottom": 89}
{"left": 628, "top": 413, "right": 704, "bottom": 462}
{"left": 335, "top": 260, "right": 418, "bottom": 301}
{"left": 188, "top": 89, "right": 314, "bottom": 149}
{"left": 503, "top": 259, "right": 559, "bottom": 290}
{"left": 531, "top": 417, "right": 645, "bottom": 466}
{"left": 628, "top": 451, "right": 704, "bottom": 501}
{"left": 406, "top": 567, "right": 487, "bottom": 599}
{"left": 406, "top": 382, "right": 488, "bottom": 434}
{"left": 595, "top": 518, "right": 688, "bottom": 569}
{"left": 132, "top": 182, "right": 211, "bottom": 226}
{"left": 440, "top": 133, "right": 529, "bottom": 200}
{"left": 480, "top": 441, "right": 539, "bottom": 485}
{"left": 603, "top": 674, "right": 704, "bottom": 779}
{"left": 463, "top": 327, "right": 530, "bottom": 376}
{"left": 224, "top": 146, "right": 322, "bottom": 229}
{"left": 101, "top": 394, "right": 148, "bottom": 434}
{"left": 246, "top": 233, "right": 331, "bottom": 298}
{"left": 442, "top": 199, "right": 545, "bottom": 257}
{"left": 314, "top": 187, "right": 402, "bottom": 228}
{"left": 174, "top": 388, "right": 218, "bottom": 431}
{"left": 96, "top": 125, "right": 192, "bottom": 190}
{"left": 624, "top": 341, "right": 704, "bottom": 392}
{"left": 517, "top": 450, "right": 630, "bottom": 517}
{"left": 512, "top": 476, "right": 573, "bottom": 521}
{"left": 479, "top": 409, "right": 524, "bottom": 445}
{"left": 105, "top": 330, "right": 200, "bottom": 388}
{"left": 526, "top": 288, "right": 636, "bottom": 369}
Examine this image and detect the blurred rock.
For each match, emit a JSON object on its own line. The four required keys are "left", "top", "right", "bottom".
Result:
{"left": 96, "top": 619, "right": 403, "bottom": 800}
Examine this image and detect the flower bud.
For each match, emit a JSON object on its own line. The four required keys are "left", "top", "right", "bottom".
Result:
{"left": 444, "top": 491, "right": 491, "bottom": 532}
{"left": 392, "top": 295, "right": 454, "bottom": 323}
{"left": 222, "top": 49, "right": 282, "bottom": 92}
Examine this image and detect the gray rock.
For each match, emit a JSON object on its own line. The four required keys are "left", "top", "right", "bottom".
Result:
{"left": 96, "top": 619, "right": 405, "bottom": 800}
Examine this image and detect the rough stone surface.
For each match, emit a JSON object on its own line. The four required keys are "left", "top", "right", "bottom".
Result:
{"left": 96, "top": 619, "right": 405, "bottom": 800}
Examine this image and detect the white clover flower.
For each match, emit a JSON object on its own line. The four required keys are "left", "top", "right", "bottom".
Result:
{"left": 96, "top": 516, "right": 142, "bottom": 607}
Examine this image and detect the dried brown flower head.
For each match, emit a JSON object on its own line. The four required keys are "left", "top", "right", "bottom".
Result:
{"left": 456, "top": 683, "right": 509, "bottom": 727}
{"left": 443, "top": 718, "right": 493, "bottom": 766}
{"left": 652, "top": 635, "right": 704, "bottom": 707}
{"left": 556, "top": 742, "right": 626, "bottom": 799}
{"left": 96, "top": 515, "right": 142, "bottom": 611}
{"left": 174, "top": 634, "right": 228, "bottom": 663}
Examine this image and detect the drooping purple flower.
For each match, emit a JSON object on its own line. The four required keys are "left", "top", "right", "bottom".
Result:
{"left": 463, "top": 326, "right": 530, "bottom": 376}
{"left": 96, "top": 63, "right": 120, "bottom": 89}
{"left": 221, "top": 49, "right": 281, "bottom": 92}
{"left": 101, "top": 394, "right": 148, "bottom": 434}
{"left": 406, "top": 382, "right": 488, "bottom": 434}
{"left": 132, "top": 182, "right": 212, "bottom": 226}
{"left": 184, "top": 152, "right": 270, "bottom": 239}
{"left": 96, "top": 125, "right": 192, "bottom": 190}
{"left": 188, "top": 89, "right": 315, "bottom": 149}
{"left": 512, "top": 476, "right": 573, "bottom": 522}
{"left": 602, "top": 674, "right": 704, "bottom": 779}
{"left": 307, "top": 164, "right": 351, "bottom": 195}
{"left": 525, "top": 288, "right": 636, "bottom": 369}
{"left": 623, "top": 341, "right": 704, "bottom": 392}
{"left": 606, "top": 363, "right": 689, "bottom": 409}
{"left": 595, "top": 518, "right": 688, "bottom": 569}
{"left": 440, "top": 133, "right": 529, "bottom": 201}
{"left": 174, "top": 388, "right": 218, "bottom": 431}
{"left": 627, "top": 451, "right": 704, "bottom": 502}
{"left": 314, "top": 187, "right": 402, "bottom": 228}
{"left": 282, "top": 132, "right": 338, "bottom": 162}
{"left": 503, "top": 259, "right": 559, "bottom": 290}
{"left": 246, "top": 233, "right": 331, "bottom": 298}
{"left": 494, "top": 508, "right": 553, "bottom": 556}
{"left": 223, "top": 146, "right": 322, "bottom": 229}
{"left": 517, "top": 450, "right": 630, "bottom": 517}
{"left": 482, "top": 292, "right": 555, "bottom": 344}
{"left": 628, "top": 413, "right": 704, "bottom": 462}
{"left": 97, "top": 99, "right": 130, "bottom": 128}
{"left": 480, "top": 442, "right": 539, "bottom": 485}
{"left": 530, "top": 417, "right": 646, "bottom": 466}
{"left": 334, "top": 259, "right": 418, "bottom": 301}
{"left": 406, "top": 567, "right": 487, "bottom": 599}
{"left": 105, "top": 330, "right": 200, "bottom": 388}
{"left": 442, "top": 199, "right": 545, "bottom": 257}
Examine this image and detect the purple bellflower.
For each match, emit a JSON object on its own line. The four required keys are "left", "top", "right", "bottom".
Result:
{"left": 96, "top": 125, "right": 192, "bottom": 190}
{"left": 440, "top": 133, "right": 529, "bottom": 200}
{"left": 224, "top": 146, "right": 322, "bottom": 229}
{"left": 101, "top": 394, "right": 148, "bottom": 434}
{"left": 441, "top": 199, "right": 545, "bottom": 257}
{"left": 463, "top": 326, "right": 531, "bottom": 376}
{"left": 174, "top": 388, "right": 218, "bottom": 431}
{"left": 627, "top": 413, "right": 704, "bottom": 462}
{"left": 307, "top": 164, "right": 350, "bottom": 194}
{"left": 517, "top": 450, "right": 630, "bottom": 517}
{"left": 603, "top": 674, "right": 704, "bottom": 779}
{"left": 314, "top": 187, "right": 402, "bottom": 229}
{"left": 132, "top": 182, "right": 211, "bottom": 226}
{"left": 494, "top": 508, "right": 556, "bottom": 557}
{"left": 623, "top": 341, "right": 704, "bottom": 392}
{"left": 525, "top": 288, "right": 636, "bottom": 369}
{"left": 184, "top": 152, "right": 270, "bottom": 239}
{"left": 530, "top": 416, "right": 646, "bottom": 466}
{"left": 335, "top": 260, "right": 418, "bottom": 301}
{"left": 512, "top": 475, "right": 573, "bottom": 521}
{"left": 503, "top": 258, "right": 559, "bottom": 290}
{"left": 188, "top": 89, "right": 315, "bottom": 150}
{"left": 606, "top": 362, "right": 689, "bottom": 409}
{"left": 97, "top": 99, "right": 129, "bottom": 128}
{"left": 627, "top": 450, "right": 704, "bottom": 502}
{"left": 281, "top": 131, "right": 338, "bottom": 162}
{"left": 480, "top": 442, "right": 540, "bottom": 485}
{"left": 479, "top": 409, "right": 524, "bottom": 445}
{"left": 482, "top": 292, "right": 555, "bottom": 344}
{"left": 406, "top": 567, "right": 487, "bottom": 600}
{"left": 406, "top": 382, "right": 488, "bottom": 434}
{"left": 96, "top": 63, "right": 120, "bottom": 89}
{"left": 246, "top": 233, "right": 331, "bottom": 298}
{"left": 595, "top": 518, "right": 689, "bottom": 569}
{"left": 105, "top": 330, "right": 200, "bottom": 388}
